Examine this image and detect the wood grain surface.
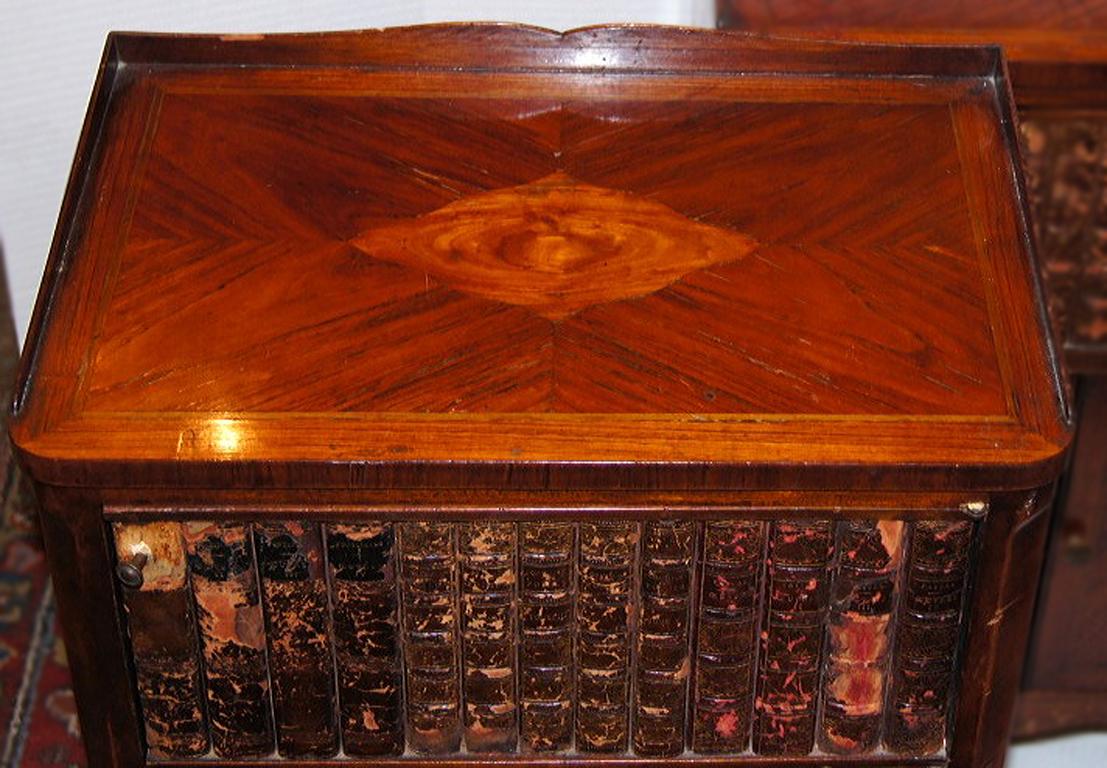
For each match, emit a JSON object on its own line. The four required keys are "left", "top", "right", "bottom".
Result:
{"left": 716, "top": 1, "right": 1107, "bottom": 74}
{"left": 719, "top": 0, "right": 1107, "bottom": 30}
{"left": 8, "top": 25, "right": 1067, "bottom": 491}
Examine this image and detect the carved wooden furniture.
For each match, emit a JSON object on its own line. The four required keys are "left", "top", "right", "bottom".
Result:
{"left": 8, "top": 25, "right": 1069, "bottom": 768}
{"left": 714, "top": 1, "right": 1107, "bottom": 740}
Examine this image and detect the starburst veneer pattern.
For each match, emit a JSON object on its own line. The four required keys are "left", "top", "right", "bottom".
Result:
{"left": 80, "top": 95, "right": 1008, "bottom": 417}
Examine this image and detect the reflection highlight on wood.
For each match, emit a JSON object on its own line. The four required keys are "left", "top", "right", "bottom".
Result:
{"left": 352, "top": 172, "right": 759, "bottom": 320}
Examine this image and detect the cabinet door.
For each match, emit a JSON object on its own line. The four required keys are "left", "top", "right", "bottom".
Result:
{"left": 112, "top": 509, "right": 982, "bottom": 762}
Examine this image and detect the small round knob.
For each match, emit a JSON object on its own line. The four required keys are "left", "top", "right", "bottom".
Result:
{"left": 116, "top": 552, "right": 149, "bottom": 589}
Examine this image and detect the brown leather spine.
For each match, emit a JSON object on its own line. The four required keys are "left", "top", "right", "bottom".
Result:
{"left": 325, "top": 523, "right": 404, "bottom": 756}
{"left": 692, "top": 521, "right": 765, "bottom": 753}
{"left": 183, "top": 521, "right": 274, "bottom": 758}
{"left": 819, "top": 520, "right": 905, "bottom": 754}
{"left": 255, "top": 522, "right": 338, "bottom": 758}
{"left": 399, "top": 522, "right": 463, "bottom": 754}
{"left": 633, "top": 520, "right": 695, "bottom": 756}
{"left": 519, "top": 522, "right": 576, "bottom": 752}
{"left": 575, "top": 521, "right": 639, "bottom": 753}
{"left": 885, "top": 520, "right": 974, "bottom": 754}
{"left": 113, "top": 522, "right": 209, "bottom": 758}
{"left": 753, "top": 520, "right": 832, "bottom": 755}
{"left": 459, "top": 522, "right": 519, "bottom": 752}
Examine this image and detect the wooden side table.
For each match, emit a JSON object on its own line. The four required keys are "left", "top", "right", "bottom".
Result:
{"left": 9, "top": 25, "right": 1069, "bottom": 766}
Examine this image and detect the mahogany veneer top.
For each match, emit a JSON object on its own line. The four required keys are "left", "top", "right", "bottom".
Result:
{"left": 717, "top": 0, "right": 1107, "bottom": 107}
{"left": 9, "top": 25, "right": 1068, "bottom": 490}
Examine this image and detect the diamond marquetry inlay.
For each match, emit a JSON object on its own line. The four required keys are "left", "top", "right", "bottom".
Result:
{"left": 352, "top": 172, "right": 760, "bottom": 320}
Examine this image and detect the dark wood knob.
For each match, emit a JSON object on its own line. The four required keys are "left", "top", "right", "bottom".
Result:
{"left": 116, "top": 552, "right": 149, "bottom": 589}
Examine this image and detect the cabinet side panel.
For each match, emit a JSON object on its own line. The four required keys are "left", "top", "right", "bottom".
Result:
{"left": 38, "top": 487, "right": 146, "bottom": 768}
{"left": 947, "top": 493, "right": 1049, "bottom": 768}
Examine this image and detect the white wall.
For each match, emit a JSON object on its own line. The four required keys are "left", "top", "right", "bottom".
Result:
{"left": 0, "top": 0, "right": 713, "bottom": 343}
{"left": 0, "top": 4, "right": 1105, "bottom": 764}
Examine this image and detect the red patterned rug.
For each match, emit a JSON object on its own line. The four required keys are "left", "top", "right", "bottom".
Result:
{"left": 0, "top": 256, "right": 85, "bottom": 765}
{"left": 0, "top": 465, "right": 84, "bottom": 767}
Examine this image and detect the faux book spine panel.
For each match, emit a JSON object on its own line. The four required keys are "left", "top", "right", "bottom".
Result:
{"left": 398, "top": 522, "right": 462, "bottom": 754}
{"left": 519, "top": 522, "right": 576, "bottom": 752}
{"left": 575, "top": 521, "right": 639, "bottom": 753}
{"left": 1020, "top": 118, "right": 1107, "bottom": 351}
{"left": 633, "top": 521, "right": 695, "bottom": 756}
{"left": 753, "top": 520, "right": 832, "bottom": 755}
{"left": 255, "top": 522, "right": 339, "bottom": 758}
{"left": 459, "top": 522, "right": 518, "bottom": 752}
{"left": 182, "top": 522, "right": 273, "bottom": 758}
{"left": 113, "top": 522, "right": 209, "bottom": 759}
{"left": 885, "top": 521, "right": 974, "bottom": 755}
{"left": 692, "top": 521, "right": 765, "bottom": 753}
{"left": 819, "top": 521, "right": 905, "bottom": 754}
{"left": 113, "top": 515, "right": 976, "bottom": 761}
{"left": 325, "top": 523, "right": 404, "bottom": 756}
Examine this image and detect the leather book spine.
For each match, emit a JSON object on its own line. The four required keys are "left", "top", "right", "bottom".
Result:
{"left": 519, "top": 522, "right": 575, "bottom": 753}
{"left": 633, "top": 520, "right": 695, "bottom": 757}
{"left": 692, "top": 521, "right": 765, "bottom": 754}
{"left": 818, "top": 520, "right": 905, "bottom": 754}
{"left": 183, "top": 521, "right": 274, "bottom": 758}
{"left": 885, "top": 520, "right": 974, "bottom": 755}
{"left": 459, "top": 522, "right": 518, "bottom": 752}
{"left": 255, "top": 522, "right": 338, "bottom": 758}
{"left": 325, "top": 523, "right": 404, "bottom": 756}
{"left": 753, "top": 520, "right": 832, "bottom": 755}
{"left": 113, "top": 522, "right": 209, "bottom": 758}
{"left": 575, "top": 521, "right": 639, "bottom": 753}
{"left": 399, "top": 522, "right": 462, "bottom": 754}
